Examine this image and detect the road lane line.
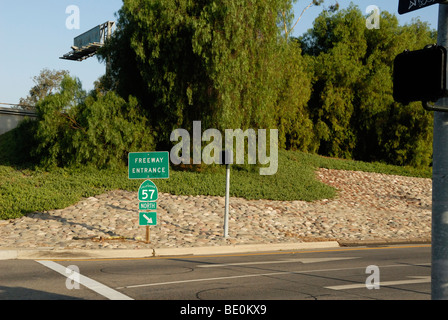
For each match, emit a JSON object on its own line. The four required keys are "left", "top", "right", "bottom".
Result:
{"left": 196, "top": 257, "right": 359, "bottom": 268}
{"left": 117, "top": 263, "right": 414, "bottom": 290}
{"left": 37, "top": 260, "right": 133, "bottom": 300}
{"left": 325, "top": 276, "right": 431, "bottom": 290}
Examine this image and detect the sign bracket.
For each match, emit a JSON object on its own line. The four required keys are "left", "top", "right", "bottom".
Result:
{"left": 423, "top": 100, "right": 448, "bottom": 112}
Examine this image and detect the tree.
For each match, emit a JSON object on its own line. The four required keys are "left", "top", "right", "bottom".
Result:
{"left": 279, "top": 0, "right": 339, "bottom": 40}
{"left": 31, "top": 75, "right": 154, "bottom": 168}
{"left": 299, "top": 5, "right": 436, "bottom": 167}
{"left": 300, "top": 6, "right": 367, "bottom": 159}
{"left": 98, "top": 0, "right": 314, "bottom": 152}
{"left": 19, "top": 69, "right": 69, "bottom": 110}
{"left": 358, "top": 13, "right": 435, "bottom": 167}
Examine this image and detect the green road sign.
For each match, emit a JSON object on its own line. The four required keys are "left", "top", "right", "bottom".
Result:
{"left": 139, "top": 212, "right": 157, "bottom": 226}
{"left": 139, "top": 202, "right": 157, "bottom": 210}
{"left": 138, "top": 180, "right": 158, "bottom": 202}
{"left": 129, "top": 151, "right": 170, "bottom": 179}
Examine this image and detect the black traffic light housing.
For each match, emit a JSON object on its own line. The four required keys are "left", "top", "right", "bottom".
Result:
{"left": 393, "top": 44, "right": 448, "bottom": 111}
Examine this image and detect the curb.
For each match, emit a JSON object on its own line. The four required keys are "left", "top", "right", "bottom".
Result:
{"left": 0, "top": 241, "right": 340, "bottom": 261}
{"left": 0, "top": 239, "right": 432, "bottom": 261}
{"left": 338, "top": 238, "right": 431, "bottom": 247}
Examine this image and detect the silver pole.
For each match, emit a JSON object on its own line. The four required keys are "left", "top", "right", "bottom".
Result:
{"left": 432, "top": 3, "right": 448, "bottom": 300}
{"left": 224, "top": 164, "right": 230, "bottom": 238}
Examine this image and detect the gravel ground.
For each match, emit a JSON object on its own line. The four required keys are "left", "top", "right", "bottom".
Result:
{"left": 0, "top": 168, "right": 432, "bottom": 250}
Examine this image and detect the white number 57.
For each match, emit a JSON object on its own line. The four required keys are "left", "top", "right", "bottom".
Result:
{"left": 142, "top": 189, "right": 155, "bottom": 200}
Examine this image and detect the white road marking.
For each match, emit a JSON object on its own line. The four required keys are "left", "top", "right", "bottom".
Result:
{"left": 37, "top": 260, "right": 133, "bottom": 300}
{"left": 117, "top": 263, "right": 410, "bottom": 290}
{"left": 325, "top": 276, "right": 431, "bottom": 291}
{"left": 196, "top": 257, "right": 359, "bottom": 268}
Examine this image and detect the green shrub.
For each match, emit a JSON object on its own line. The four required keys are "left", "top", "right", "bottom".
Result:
{"left": 31, "top": 76, "right": 155, "bottom": 169}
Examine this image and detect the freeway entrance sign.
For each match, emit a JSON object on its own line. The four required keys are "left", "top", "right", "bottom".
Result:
{"left": 128, "top": 151, "right": 170, "bottom": 179}
{"left": 128, "top": 151, "right": 169, "bottom": 244}
{"left": 139, "top": 212, "right": 157, "bottom": 226}
{"left": 399, "top": 0, "right": 444, "bottom": 15}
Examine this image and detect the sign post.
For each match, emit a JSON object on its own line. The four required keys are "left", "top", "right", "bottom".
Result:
{"left": 397, "top": 0, "right": 448, "bottom": 300}
{"left": 129, "top": 151, "right": 169, "bottom": 244}
{"left": 221, "top": 150, "right": 232, "bottom": 238}
{"left": 432, "top": 3, "right": 448, "bottom": 300}
{"left": 224, "top": 163, "right": 230, "bottom": 238}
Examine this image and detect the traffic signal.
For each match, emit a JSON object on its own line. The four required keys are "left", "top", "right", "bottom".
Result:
{"left": 393, "top": 45, "right": 447, "bottom": 104}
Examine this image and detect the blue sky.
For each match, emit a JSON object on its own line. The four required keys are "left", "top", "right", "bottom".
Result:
{"left": 0, "top": 0, "right": 440, "bottom": 105}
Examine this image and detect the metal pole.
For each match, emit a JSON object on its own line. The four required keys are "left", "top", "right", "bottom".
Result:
{"left": 432, "top": 3, "right": 448, "bottom": 300}
{"left": 146, "top": 226, "right": 150, "bottom": 244}
{"left": 224, "top": 164, "right": 230, "bottom": 238}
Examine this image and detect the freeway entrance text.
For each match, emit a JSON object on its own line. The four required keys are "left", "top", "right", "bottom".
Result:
{"left": 128, "top": 151, "right": 170, "bottom": 179}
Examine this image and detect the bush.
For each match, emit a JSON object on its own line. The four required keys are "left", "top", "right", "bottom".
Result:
{"left": 30, "top": 76, "right": 155, "bottom": 169}
{"left": 0, "top": 118, "right": 39, "bottom": 167}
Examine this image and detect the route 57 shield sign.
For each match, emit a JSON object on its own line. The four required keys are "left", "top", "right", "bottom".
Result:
{"left": 138, "top": 180, "right": 158, "bottom": 202}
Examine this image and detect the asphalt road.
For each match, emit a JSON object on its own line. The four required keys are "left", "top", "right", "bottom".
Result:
{"left": 0, "top": 245, "right": 431, "bottom": 304}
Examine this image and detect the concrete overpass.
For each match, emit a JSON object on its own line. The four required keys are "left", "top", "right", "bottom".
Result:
{"left": 0, "top": 107, "right": 37, "bottom": 136}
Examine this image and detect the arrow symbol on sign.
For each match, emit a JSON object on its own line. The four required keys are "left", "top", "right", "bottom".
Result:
{"left": 143, "top": 214, "right": 153, "bottom": 224}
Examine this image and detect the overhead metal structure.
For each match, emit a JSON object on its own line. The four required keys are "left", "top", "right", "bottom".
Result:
{"left": 60, "top": 21, "right": 116, "bottom": 62}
